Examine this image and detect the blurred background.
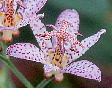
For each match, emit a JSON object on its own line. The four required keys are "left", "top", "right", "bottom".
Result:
{"left": 0, "top": 0, "right": 112, "bottom": 88}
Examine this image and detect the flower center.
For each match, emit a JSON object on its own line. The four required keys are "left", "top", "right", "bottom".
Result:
{"left": 0, "top": 0, "right": 22, "bottom": 27}
{"left": 0, "top": 0, "right": 22, "bottom": 41}
{"left": 47, "top": 38, "right": 69, "bottom": 69}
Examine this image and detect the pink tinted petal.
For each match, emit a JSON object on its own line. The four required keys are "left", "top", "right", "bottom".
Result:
{"left": 0, "top": 26, "right": 16, "bottom": 31}
{"left": 46, "top": 24, "right": 57, "bottom": 29}
{"left": 16, "top": 0, "right": 47, "bottom": 28}
{"left": 6, "top": 43, "right": 45, "bottom": 64}
{"left": 0, "top": 3, "right": 3, "bottom": 12}
{"left": 55, "top": 9, "right": 79, "bottom": 34}
{"left": 30, "top": 19, "right": 46, "bottom": 35}
{"left": 81, "top": 29, "right": 106, "bottom": 53}
{"left": 16, "top": 10, "right": 29, "bottom": 28}
{"left": 68, "top": 29, "right": 106, "bottom": 62}
{"left": 30, "top": 19, "right": 52, "bottom": 49}
{"left": 16, "top": 0, "right": 33, "bottom": 27}
{"left": 35, "top": 0, "right": 47, "bottom": 13}
{"left": 18, "top": 0, "right": 47, "bottom": 17}
{"left": 16, "top": 0, "right": 27, "bottom": 9}
{"left": 52, "top": 36, "right": 58, "bottom": 48}
{"left": 36, "top": 13, "right": 44, "bottom": 19}
{"left": 62, "top": 60, "right": 101, "bottom": 82}
{"left": 64, "top": 41, "right": 72, "bottom": 50}
{"left": 26, "top": 0, "right": 47, "bottom": 14}
{"left": 44, "top": 64, "right": 60, "bottom": 73}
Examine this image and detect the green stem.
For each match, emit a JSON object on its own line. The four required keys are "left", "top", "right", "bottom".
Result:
{"left": 35, "top": 77, "right": 54, "bottom": 88}
{"left": 0, "top": 55, "right": 34, "bottom": 88}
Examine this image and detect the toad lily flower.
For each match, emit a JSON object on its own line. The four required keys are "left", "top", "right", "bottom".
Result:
{"left": 0, "top": 0, "right": 25, "bottom": 42}
{"left": 6, "top": 9, "right": 106, "bottom": 82}
{"left": 0, "top": 0, "right": 47, "bottom": 42}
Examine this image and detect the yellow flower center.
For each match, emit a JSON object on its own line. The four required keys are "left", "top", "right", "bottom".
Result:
{"left": 45, "top": 38, "right": 70, "bottom": 69}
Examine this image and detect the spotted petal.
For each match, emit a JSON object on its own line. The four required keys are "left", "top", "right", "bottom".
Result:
{"left": 23, "top": 0, "right": 47, "bottom": 15}
{"left": 6, "top": 43, "right": 45, "bottom": 64}
{"left": 30, "top": 18, "right": 52, "bottom": 49}
{"left": 44, "top": 64, "right": 60, "bottom": 73}
{"left": 67, "top": 29, "right": 106, "bottom": 63}
{"left": 34, "top": 0, "right": 47, "bottom": 13}
{"left": 62, "top": 60, "right": 101, "bottom": 82}
{"left": 52, "top": 9, "right": 80, "bottom": 48}
{"left": 17, "top": 0, "right": 47, "bottom": 16}
{"left": 16, "top": 0, "right": 47, "bottom": 28}
{"left": 0, "top": 26, "right": 16, "bottom": 31}
{"left": 55, "top": 9, "right": 79, "bottom": 34}
{"left": 16, "top": 8, "right": 29, "bottom": 28}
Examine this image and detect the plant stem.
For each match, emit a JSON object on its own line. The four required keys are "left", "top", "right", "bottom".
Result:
{"left": 35, "top": 77, "right": 54, "bottom": 88}
{"left": 0, "top": 55, "right": 34, "bottom": 88}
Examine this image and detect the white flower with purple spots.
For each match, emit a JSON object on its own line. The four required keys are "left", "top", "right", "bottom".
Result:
{"left": 6, "top": 9, "right": 106, "bottom": 82}
{"left": 0, "top": 0, "right": 47, "bottom": 42}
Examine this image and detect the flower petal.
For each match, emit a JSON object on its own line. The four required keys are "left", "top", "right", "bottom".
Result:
{"left": 16, "top": 0, "right": 27, "bottom": 9}
{"left": 0, "top": 26, "right": 16, "bottom": 31}
{"left": 6, "top": 43, "right": 45, "bottom": 64}
{"left": 53, "top": 9, "right": 80, "bottom": 49}
{"left": 24, "top": 0, "right": 47, "bottom": 15}
{"left": 81, "top": 29, "right": 106, "bottom": 53}
{"left": 16, "top": 0, "right": 47, "bottom": 28}
{"left": 55, "top": 9, "right": 79, "bottom": 35}
{"left": 35, "top": 0, "right": 47, "bottom": 13}
{"left": 44, "top": 64, "right": 60, "bottom": 73}
{"left": 30, "top": 18, "right": 52, "bottom": 49}
{"left": 16, "top": 9, "right": 29, "bottom": 28}
{"left": 67, "top": 29, "right": 106, "bottom": 62}
{"left": 17, "top": 0, "right": 47, "bottom": 17}
{"left": 62, "top": 60, "right": 101, "bottom": 82}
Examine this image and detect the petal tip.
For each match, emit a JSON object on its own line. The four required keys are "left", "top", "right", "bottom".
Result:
{"left": 100, "top": 29, "right": 106, "bottom": 34}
